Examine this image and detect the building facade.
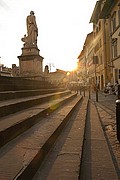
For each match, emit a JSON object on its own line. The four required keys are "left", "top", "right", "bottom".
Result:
{"left": 90, "top": 0, "right": 111, "bottom": 89}
{"left": 100, "top": 0, "right": 120, "bottom": 84}
{"left": 0, "top": 64, "right": 12, "bottom": 77}
{"left": 77, "top": 32, "right": 95, "bottom": 87}
{"left": 77, "top": 0, "right": 120, "bottom": 90}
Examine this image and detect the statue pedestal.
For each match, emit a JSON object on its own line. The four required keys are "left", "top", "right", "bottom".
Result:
{"left": 18, "top": 46, "right": 44, "bottom": 77}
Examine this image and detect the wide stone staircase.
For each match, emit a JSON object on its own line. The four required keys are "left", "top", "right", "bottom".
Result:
{"left": 0, "top": 76, "right": 83, "bottom": 179}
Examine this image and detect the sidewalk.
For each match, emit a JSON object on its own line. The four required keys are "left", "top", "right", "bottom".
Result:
{"left": 90, "top": 91, "right": 117, "bottom": 112}
{"left": 80, "top": 99, "right": 118, "bottom": 179}
{"left": 89, "top": 90, "right": 120, "bottom": 179}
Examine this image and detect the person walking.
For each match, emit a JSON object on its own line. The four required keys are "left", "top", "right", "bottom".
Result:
{"left": 107, "top": 82, "right": 112, "bottom": 95}
{"left": 114, "top": 80, "right": 119, "bottom": 96}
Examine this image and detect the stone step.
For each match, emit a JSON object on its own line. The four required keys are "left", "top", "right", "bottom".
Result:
{"left": 0, "top": 96, "right": 82, "bottom": 180}
{"left": 0, "top": 76, "right": 54, "bottom": 91}
{"left": 33, "top": 98, "right": 88, "bottom": 180}
{"left": 0, "top": 93, "right": 78, "bottom": 148}
{"left": 0, "top": 90, "right": 71, "bottom": 117}
{"left": 0, "top": 88, "right": 66, "bottom": 101}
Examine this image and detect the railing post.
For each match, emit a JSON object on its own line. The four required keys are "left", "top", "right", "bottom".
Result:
{"left": 84, "top": 86, "right": 85, "bottom": 97}
{"left": 89, "top": 85, "right": 91, "bottom": 99}
{"left": 116, "top": 84, "right": 120, "bottom": 142}
{"left": 79, "top": 86, "right": 81, "bottom": 95}
{"left": 96, "top": 87, "right": 98, "bottom": 102}
{"left": 118, "top": 84, "right": 120, "bottom": 99}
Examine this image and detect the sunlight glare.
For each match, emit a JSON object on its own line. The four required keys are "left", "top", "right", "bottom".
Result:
{"left": 65, "top": 61, "right": 77, "bottom": 71}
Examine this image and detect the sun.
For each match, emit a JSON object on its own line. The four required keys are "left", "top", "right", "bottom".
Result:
{"left": 65, "top": 61, "right": 78, "bottom": 72}
{"left": 57, "top": 60, "right": 78, "bottom": 72}
{"left": 68, "top": 62, "right": 78, "bottom": 71}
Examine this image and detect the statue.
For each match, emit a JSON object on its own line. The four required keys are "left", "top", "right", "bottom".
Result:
{"left": 21, "top": 34, "right": 29, "bottom": 47}
{"left": 21, "top": 11, "right": 38, "bottom": 47}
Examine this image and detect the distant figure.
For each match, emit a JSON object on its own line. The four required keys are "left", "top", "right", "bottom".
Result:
{"left": 107, "top": 82, "right": 112, "bottom": 94}
{"left": 26, "top": 11, "right": 38, "bottom": 46}
{"left": 114, "top": 80, "right": 119, "bottom": 96}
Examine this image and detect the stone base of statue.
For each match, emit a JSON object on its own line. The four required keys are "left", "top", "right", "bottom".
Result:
{"left": 18, "top": 46, "right": 44, "bottom": 77}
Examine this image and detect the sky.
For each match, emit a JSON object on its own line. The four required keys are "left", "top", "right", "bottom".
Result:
{"left": 0, "top": 0, "right": 97, "bottom": 72}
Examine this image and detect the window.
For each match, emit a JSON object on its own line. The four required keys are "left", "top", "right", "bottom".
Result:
{"left": 99, "top": 21, "right": 101, "bottom": 31}
{"left": 118, "top": 9, "right": 120, "bottom": 25}
{"left": 100, "top": 54, "right": 102, "bottom": 64}
{"left": 112, "top": 38, "right": 118, "bottom": 58}
{"left": 111, "top": 11, "right": 116, "bottom": 32}
{"left": 99, "top": 39, "right": 102, "bottom": 48}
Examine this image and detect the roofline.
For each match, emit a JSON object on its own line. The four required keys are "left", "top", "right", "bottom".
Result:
{"left": 99, "top": 0, "right": 118, "bottom": 19}
{"left": 77, "top": 31, "right": 93, "bottom": 59}
{"left": 89, "top": 1, "right": 101, "bottom": 23}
